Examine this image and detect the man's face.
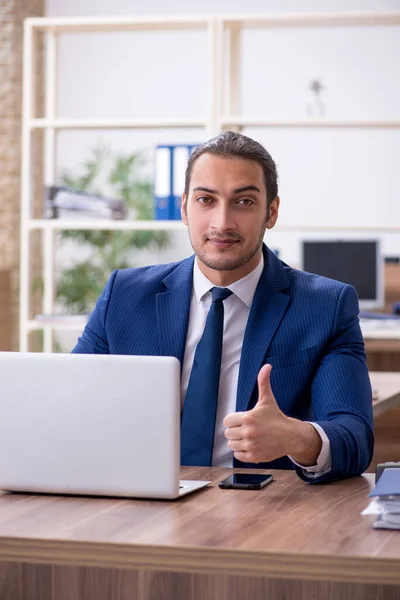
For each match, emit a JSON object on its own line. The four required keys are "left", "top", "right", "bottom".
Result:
{"left": 181, "top": 153, "right": 279, "bottom": 283}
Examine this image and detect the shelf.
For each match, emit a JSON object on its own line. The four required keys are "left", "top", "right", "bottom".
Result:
{"left": 28, "top": 319, "right": 86, "bottom": 332}
{"left": 30, "top": 116, "right": 400, "bottom": 133}
{"left": 27, "top": 15, "right": 211, "bottom": 33}
{"left": 274, "top": 225, "right": 400, "bottom": 232}
{"left": 30, "top": 118, "right": 207, "bottom": 130}
{"left": 361, "top": 329, "right": 400, "bottom": 341}
{"left": 28, "top": 321, "right": 85, "bottom": 333}
{"left": 26, "top": 12, "right": 400, "bottom": 33}
{"left": 221, "top": 117, "right": 400, "bottom": 129}
{"left": 224, "top": 12, "right": 400, "bottom": 28}
{"left": 27, "top": 219, "right": 186, "bottom": 231}
{"left": 26, "top": 220, "right": 400, "bottom": 233}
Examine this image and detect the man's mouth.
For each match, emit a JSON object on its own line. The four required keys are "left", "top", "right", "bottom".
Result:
{"left": 207, "top": 238, "right": 240, "bottom": 248}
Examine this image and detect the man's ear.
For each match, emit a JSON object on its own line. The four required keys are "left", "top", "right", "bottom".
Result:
{"left": 266, "top": 196, "right": 280, "bottom": 229}
{"left": 181, "top": 193, "right": 188, "bottom": 225}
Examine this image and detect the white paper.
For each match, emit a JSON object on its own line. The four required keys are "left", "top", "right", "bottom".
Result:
{"left": 361, "top": 499, "right": 382, "bottom": 516}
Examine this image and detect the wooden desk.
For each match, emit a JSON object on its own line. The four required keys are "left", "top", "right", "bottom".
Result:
{"left": 370, "top": 371, "right": 400, "bottom": 417}
{"left": 363, "top": 262, "right": 400, "bottom": 371}
{"left": 366, "top": 339, "right": 400, "bottom": 372}
{"left": 369, "top": 371, "right": 400, "bottom": 472}
{"left": 0, "top": 468, "right": 399, "bottom": 600}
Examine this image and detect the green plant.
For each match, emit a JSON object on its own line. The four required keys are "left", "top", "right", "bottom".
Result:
{"left": 56, "top": 144, "right": 170, "bottom": 314}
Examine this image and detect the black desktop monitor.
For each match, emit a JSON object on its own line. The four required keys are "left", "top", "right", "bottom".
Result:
{"left": 302, "top": 240, "right": 383, "bottom": 310}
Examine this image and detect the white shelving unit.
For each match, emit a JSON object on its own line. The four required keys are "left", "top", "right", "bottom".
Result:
{"left": 20, "top": 12, "right": 400, "bottom": 352}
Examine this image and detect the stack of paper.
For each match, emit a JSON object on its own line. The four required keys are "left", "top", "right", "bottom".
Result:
{"left": 44, "top": 186, "right": 127, "bottom": 220}
{"left": 368, "top": 468, "right": 400, "bottom": 530}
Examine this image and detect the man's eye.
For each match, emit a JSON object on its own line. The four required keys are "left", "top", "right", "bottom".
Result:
{"left": 238, "top": 198, "right": 254, "bottom": 206}
{"left": 197, "top": 196, "right": 212, "bottom": 204}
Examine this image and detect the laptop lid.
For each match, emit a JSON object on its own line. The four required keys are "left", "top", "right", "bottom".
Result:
{"left": 0, "top": 352, "right": 208, "bottom": 499}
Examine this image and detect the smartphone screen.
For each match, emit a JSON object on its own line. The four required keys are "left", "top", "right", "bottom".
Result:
{"left": 218, "top": 473, "right": 273, "bottom": 490}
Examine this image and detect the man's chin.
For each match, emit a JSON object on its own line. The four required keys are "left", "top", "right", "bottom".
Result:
{"left": 198, "top": 254, "right": 248, "bottom": 273}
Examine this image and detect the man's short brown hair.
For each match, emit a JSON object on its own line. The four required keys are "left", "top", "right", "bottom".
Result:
{"left": 184, "top": 131, "right": 278, "bottom": 213}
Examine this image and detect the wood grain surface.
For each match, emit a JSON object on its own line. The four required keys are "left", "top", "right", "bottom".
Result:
{"left": 0, "top": 469, "right": 398, "bottom": 585}
{"left": 1, "top": 563, "right": 399, "bottom": 600}
{"left": 0, "top": 469, "right": 400, "bottom": 599}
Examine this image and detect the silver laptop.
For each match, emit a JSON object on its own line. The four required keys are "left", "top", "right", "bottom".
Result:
{"left": 0, "top": 352, "right": 210, "bottom": 499}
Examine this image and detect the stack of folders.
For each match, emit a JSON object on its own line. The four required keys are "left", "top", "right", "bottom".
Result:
{"left": 369, "top": 468, "right": 400, "bottom": 530}
{"left": 154, "top": 144, "right": 199, "bottom": 220}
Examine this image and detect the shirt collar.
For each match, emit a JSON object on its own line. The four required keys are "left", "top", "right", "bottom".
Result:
{"left": 193, "top": 254, "right": 264, "bottom": 308}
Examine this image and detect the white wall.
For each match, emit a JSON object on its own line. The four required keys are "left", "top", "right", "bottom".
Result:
{"left": 45, "top": 0, "right": 400, "bottom": 267}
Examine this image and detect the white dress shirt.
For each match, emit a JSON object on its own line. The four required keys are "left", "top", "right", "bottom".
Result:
{"left": 180, "top": 255, "right": 331, "bottom": 476}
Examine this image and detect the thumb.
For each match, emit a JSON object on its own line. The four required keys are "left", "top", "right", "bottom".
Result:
{"left": 255, "top": 364, "right": 277, "bottom": 408}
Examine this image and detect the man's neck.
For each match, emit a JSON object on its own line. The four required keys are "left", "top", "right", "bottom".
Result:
{"left": 195, "top": 250, "right": 263, "bottom": 286}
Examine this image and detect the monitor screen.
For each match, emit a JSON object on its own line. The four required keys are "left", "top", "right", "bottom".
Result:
{"left": 302, "top": 240, "right": 383, "bottom": 309}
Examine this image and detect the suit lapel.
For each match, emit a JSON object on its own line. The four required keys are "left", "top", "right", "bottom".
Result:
{"left": 156, "top": 255, "right": 194, "bottom": 369}
{"left": 236, "top": 247, "right": 291, "bottom": 412}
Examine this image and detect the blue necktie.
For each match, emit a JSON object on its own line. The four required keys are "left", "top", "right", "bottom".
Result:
{"left": 181, "top": 287, "right": 233, "bottom": 466}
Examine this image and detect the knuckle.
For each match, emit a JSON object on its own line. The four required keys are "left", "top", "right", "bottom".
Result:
{"left": 242, "top": 412, "right": 252, "bottom": 426}
{"left": 243, "top": 425, "right": 256, "bottom": 441}
{"left": 240, "top": 425, "right": 249, "bottom": 439}
{"left": 244, "top": 440, "right": 255, "bottom": 454}
{"left": 241, "top": 440, "right": 249, "bottom": 452}
{"left": 247, "top": 414, "right": 259, "bottom": 428}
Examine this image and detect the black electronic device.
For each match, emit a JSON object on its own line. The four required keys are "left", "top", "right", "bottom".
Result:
{"left": 302, "top": 239, "right": 383, "bottom": 310}
{"left": 218, "top": 473, "right": 273, "bottom": 490}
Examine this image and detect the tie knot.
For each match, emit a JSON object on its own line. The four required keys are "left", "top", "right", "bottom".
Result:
{"left": 211, "top": 287, "right": 233, "bottom": 303}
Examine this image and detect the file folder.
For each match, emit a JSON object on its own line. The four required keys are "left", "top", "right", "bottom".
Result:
{"left": 154, "top": 146, "right": 172, "bottom": 220}
{"left": 369, "top": 468, "right": 400, "bottom": 498}
{"left": 172, "top": 146, "right": 190, "bottom": 220}
{"left": 369, "top": 468, "right": 400, "bottom": 530}
{"left": 154, "top": 144, "right": 200, "bottom": 220}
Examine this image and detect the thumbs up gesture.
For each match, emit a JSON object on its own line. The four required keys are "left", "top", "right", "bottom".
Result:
{"left": 223, "top": 364, "right": 322, "bottom": 465}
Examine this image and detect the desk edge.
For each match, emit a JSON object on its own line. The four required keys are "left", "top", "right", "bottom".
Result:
{"left": 0, "top": 537, "right": 399, "bottom": 585}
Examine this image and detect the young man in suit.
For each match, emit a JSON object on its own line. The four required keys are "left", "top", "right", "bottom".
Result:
{"left": 73, "top": 131, "right": 374, "bottom": 483}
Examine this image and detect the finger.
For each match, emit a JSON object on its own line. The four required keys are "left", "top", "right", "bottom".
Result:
{"left": 223, "top": 411, "right": 246, "bottom": 428}
{"left": 227, "top": 439, "right": 247, "bottom": 452}
{"left": 233, "top": 451, "right": 252, "bottom": 463}
{"left": 224, "top": 426, "right": 244, "bottom": 440}
{"left": 255, "top": 363, "right": 277, "bottom": 408}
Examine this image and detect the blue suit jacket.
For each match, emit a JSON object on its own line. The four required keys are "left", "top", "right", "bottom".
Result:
{"left": 73, "top": 246, "right": 374, "bottom": 482}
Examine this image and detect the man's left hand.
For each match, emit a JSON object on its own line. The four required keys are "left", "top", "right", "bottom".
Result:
{"left": 223, "top": 364, "right": 321, "bottom": 465}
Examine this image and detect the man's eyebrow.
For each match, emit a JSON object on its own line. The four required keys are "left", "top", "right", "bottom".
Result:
{"left": 192, "top": 185, "right": 261, "bottom": 194}
{"left": 233, "top": 185, "right": 261, "bottom": 194}
{"left": 192, "top": 186, "right": 218, "bottom": 194}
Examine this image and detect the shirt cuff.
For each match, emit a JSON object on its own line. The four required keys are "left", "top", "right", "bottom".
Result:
{"left": 288, "top": 422, "right": 332, "bottom": 478}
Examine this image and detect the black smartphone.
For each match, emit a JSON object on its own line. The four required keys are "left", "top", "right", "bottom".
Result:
{"left": 218, "top": 473, "right": 273, "bottom": 490}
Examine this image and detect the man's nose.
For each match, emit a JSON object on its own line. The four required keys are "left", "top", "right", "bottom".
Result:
{"left": 211, "top": 205, "right": 236, "bottom": 231}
